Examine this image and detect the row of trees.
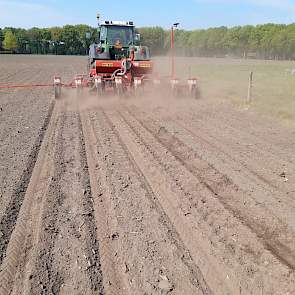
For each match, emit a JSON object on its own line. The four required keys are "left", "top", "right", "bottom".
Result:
{"left": 1, "top": 23, "right": 295, "bottom": 60}
{"left": 139, "top": 24, "right": 295, "bottom": 60}
{"left": 0, "top": 25, "right": 97, "bottom": 55}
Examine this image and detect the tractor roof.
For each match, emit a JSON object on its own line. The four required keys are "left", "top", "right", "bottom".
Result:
{"left": 102, "top": 21, "right": 134, "bottom": 26}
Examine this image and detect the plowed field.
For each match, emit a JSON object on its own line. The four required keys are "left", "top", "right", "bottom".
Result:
{"left": 0, "top": 55, "right": 294, "bottom": 295}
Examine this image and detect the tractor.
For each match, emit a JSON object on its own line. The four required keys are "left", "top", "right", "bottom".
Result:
{"left": 53, "top": 14, "right": 199, "bottom": 98}
{"left": 0, "top": 15, "right": 200, "bottom": 98}
{"left": 86, "top": 14, "right": 153, "bottom": 96}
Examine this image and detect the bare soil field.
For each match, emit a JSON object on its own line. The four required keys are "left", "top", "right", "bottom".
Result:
{"left": 0, "top": 55, "right": 294, "bottom": 295}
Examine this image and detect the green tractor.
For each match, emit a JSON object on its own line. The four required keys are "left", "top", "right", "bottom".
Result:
{"left": 87, "top": 15, "right": 153, "bottom": 96}
{"left": 88, "top": 17, "right": 151, "bottom": 63}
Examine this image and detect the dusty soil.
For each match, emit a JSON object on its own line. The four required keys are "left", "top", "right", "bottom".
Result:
{"left": 0, "top": 55, "right": 294, "bottom": 295}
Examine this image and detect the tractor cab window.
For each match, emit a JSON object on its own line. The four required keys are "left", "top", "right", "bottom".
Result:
{"left": 100, "top": 26, "right": 107, "bottom": 43}
{"left": 107, "top": 26, "right": 134, "bottom": 46}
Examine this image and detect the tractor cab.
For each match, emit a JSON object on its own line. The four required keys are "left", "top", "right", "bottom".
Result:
{"left": 87, "top": 16, "right": 154, "bottom": 95}
{"left": 89, "top": 20, "right": 150, "bottom": 64}
{"left": 102, "top": 22, "right": 134, "bottom": 47}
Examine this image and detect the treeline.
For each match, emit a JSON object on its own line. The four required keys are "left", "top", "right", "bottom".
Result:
{"left": 140, "top": 24, "right": 295, "bottom": 60}
{"left": 0, "top": 25, "right": 97, "bottom": 55}
{"left": 1, "top": 23, "right": 295, "bottom": 60}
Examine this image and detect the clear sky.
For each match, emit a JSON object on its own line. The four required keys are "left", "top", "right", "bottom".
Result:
{"left": 0, "top": 0, "right": 294, "bottom": 29}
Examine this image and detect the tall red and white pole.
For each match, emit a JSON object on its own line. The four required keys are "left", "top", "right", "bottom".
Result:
{"left": 171, "top": 26, "right": 175, "bottom": 78}
{"left": 171, "top": 23, "right": 179, "bottom": 79}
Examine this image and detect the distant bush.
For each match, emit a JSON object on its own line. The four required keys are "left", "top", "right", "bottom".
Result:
{"left": 3, "top": 30, "right": 18, "bottom": 52}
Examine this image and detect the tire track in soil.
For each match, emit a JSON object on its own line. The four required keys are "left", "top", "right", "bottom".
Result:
{"left": 0, "top": 99, "right": 60, "bottom": 295}
{"left": 77, "top": 113, "right": 104, "bottom": 295}
{"left": 95, "top": 109, "right": 211, "bottom": 295}
{"left": 29, "top": 107, "right": 103, "bottom": 295}
{"left": 0, "top": 100, "right": 55, "bottom": 265}
{"left": 124, "top": 106, "right": 295, "bottom": 272}
{"left": 80, "top": 110, "right": 129, "bottom": 295}
{"left": 0, "top": 68, "right": 54, "bottom": 222}
{"left": 28, "top": 109, "right": 71, "bottom": 295}
{"left": 29, "top": 160, "right": 65, "bottom": 295}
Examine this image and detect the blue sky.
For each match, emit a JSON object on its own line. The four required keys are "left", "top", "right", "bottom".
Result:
{"left": 0, "top": 0, "right": 295, "bottom": 29}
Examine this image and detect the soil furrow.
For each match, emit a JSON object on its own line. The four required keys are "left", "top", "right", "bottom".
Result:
{"left": 81, "top": 109, "right": 130, "bottom": 295}
{"left": 77, "top": 112, "right": 104, "bottom": 294}
{"left": 0, "top": 100, "right": 59, "bottom": 295}
{"left": 0, "top": 100, "right": 55, "bottom": 265}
